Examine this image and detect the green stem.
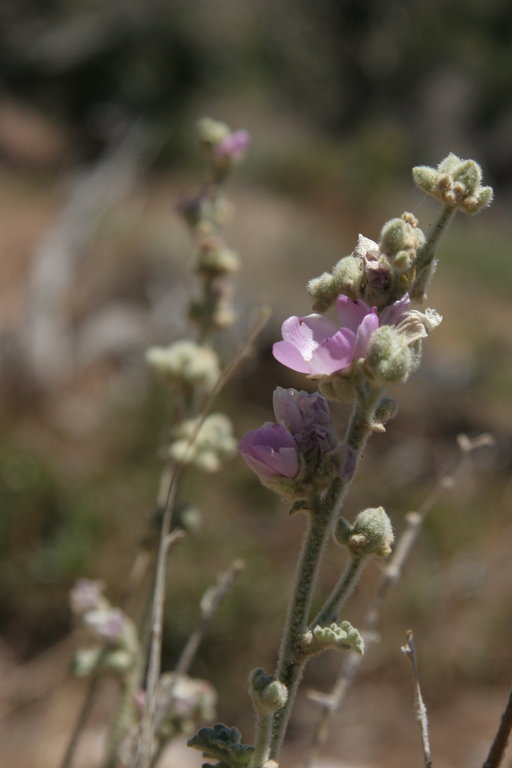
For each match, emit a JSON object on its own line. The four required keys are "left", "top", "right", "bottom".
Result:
{"left": 412, "top": 206, "right": 455, "bottom": 299}
{"left": 312, "top": 556, "right": 366, "bottom": 628}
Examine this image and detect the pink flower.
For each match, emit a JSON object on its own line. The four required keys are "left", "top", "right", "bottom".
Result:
{"left": 272, "top": 295, "right": 413, "bottom": 376}
{"left": 272, "top": 297, "right": 379, "bottom": 376}
{"left": 214, "top": 130, "right": 251, "bottom": 162}
{"left": 239, "top": 424, "right": 299, "bottom": 481}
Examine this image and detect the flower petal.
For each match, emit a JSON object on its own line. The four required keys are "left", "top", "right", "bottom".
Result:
{"left": 353, "top": 310, "right": 379, "bottom": 359}
{"left": 336, "top": 296, "right": 373, "bottom": 332}
{"left": 379, "top": 294, "right": 410, "bottom": 326}
{"left": 281, "top": 314, "right": 338, "bottom": 359}
{"left": 309, "top": 329, "right": 356, "bottom": 375}
{"left": 272, "top": 340, "right": 311, "bottom": 373}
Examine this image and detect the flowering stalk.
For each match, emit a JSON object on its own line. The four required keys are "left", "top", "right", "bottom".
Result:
{"left": 268, "top": 382, "right": 383, "bottom": 760}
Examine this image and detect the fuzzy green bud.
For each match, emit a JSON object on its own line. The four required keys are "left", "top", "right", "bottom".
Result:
{"left": 332, "top": 255, "right": 365, "bottom": 300}
{"left": 347, "top": 506, "right": 394, "bottom": 558}
{"left": 307, "top": 272, "right": 337, "bottom": 312}
{"left": 365, "top": 325, "right": 413, "bottom": 383}
{"left": 249, "top": 668, "right": 288, "bottom": 714}
{"left": 379, "top": 213, "right": 425, "bottom": 273}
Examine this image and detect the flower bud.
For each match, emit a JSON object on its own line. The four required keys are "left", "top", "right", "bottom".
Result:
{"left": 196, "top": 117, "right": 230, "bottom": 147}
{"left": 302, "top": 621, "right": 364, "bottom": 656}
{"left": 379, "top": 213, "right": 425, "bottom": 273}
{"left": 146, "top": 340, "right": 220, "bottom": 390}
{"left": 347, "top": 506, "right": 394, "bottom": 558}
{"left": 249, "top": 668, "right": 288, "bottom": 714}
{"left": 331, "top": 255, "right": 365, "bottom": 301}
{"left": 239, "top": 424, "right": 300, "bottom": 484}
{"left": 307, "top": 272, "right": 337, "bottom": 312}
{"left": 365, "top": 325, "right": 414, "bottom": 382}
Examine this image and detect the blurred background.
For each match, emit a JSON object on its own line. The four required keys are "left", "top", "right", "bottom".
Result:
{"left": 0, "top": 1, "right": 511, "bottom": 766}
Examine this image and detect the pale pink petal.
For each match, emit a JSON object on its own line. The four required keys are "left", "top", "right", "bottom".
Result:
{"left": 281, "top": 314, "right": 338, "bottom": 360}
{"left": 309, "top": 329, "right": 356, "bottom": 375}
{"left": 353, "top": 310, "right": 379, "bottom": 359}
{"left": 379, "top": 294, "right": 410, "bottom": 326}
{"left": 272, "top": 340, "right": 311, "bottom": 373}
{"left": 336, "top": 296, "right": 373, "bottom": 332}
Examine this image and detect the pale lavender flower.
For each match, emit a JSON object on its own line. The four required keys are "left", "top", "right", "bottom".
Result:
{"left": 272, "top": 297, "right": 378, "bottom": 376}
{"left": 239, "top": 424, "right": 299, "bottom": 481}
{"left": 83, "top": 608, "right": 126, "bottom": 644}
{"left": 214, "top": 130, "right": 251, "bottom": 163}
{"left": 70, "top": 579, "right": 104, "bottom": 615}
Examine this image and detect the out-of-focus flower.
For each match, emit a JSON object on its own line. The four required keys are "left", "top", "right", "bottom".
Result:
{"left": 70, "top": 579, "right": 104, "bottom": 615}
{"left": 83, "top": 608, "right": 127, "bottom": 644}
{"left": 214, "top": 130, "right": 251, "bottom": 163}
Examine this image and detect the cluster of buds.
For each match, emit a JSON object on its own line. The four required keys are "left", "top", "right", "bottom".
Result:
{"left": 178, "top": 118, "right": 250, "bottom": 337}
{"left": 146, "top": 339, "right": 220, "bottom": 391}
{"left": 413, "top": 154, "right": 493, "bottom": 215}
{"left": 70, "top": 579, "right": 138, "bottom": 678}
{"left": 169, "top": 413, "right": 237, "bottom": 472}
{"left": 308, "top": 213, "right": 426, "bottom": 313}
{"left": 239, "top": 388, "right": 352, "bottom": 499}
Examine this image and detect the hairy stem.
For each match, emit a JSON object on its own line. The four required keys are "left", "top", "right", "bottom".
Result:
{"left": 312, "top": 556, "right": 366, "bottom": 628}
{"left": 268, "top": 384, "right": 382, "bottom": 761}
{"left": 249, "top": 711, "right": 274, "bottom": 768}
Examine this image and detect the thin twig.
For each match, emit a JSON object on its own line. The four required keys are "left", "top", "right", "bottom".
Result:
{"left": 174, "top": 559, "right": 244, "bottom": 678}
{"left": 482, "top": 686, "right": 512, "bottom": 768}
{"left": 401, "top": 630, "right": 433, "bottom": 768}
{"left": 302, "top": 433, "right": 494, "bottom": 768}
{"left": 133, "top": 307, "right": 270, "bottom": 768}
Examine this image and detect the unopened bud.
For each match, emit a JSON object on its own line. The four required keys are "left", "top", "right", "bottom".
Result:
{"left": 332, "top": 255, "right": 365, "bottom": 300}
{"left": 347, "top": 506, "right": 394, "bottom": 558}
{"left": 307, "top": 272, "right": 337, "bottom": 312}
{"left": 365, "top": 325, "right": 413, "bottom": 382}
{"left": 249, "top": 668, "right": 288, "bottom": 714}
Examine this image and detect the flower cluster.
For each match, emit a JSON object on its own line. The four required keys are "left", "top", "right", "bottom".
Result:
{"left": 70, "top": 579, "right": 138, "bottom": 678}
{"left": 272, "top": 293, "right": 441, "bottom": 395}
